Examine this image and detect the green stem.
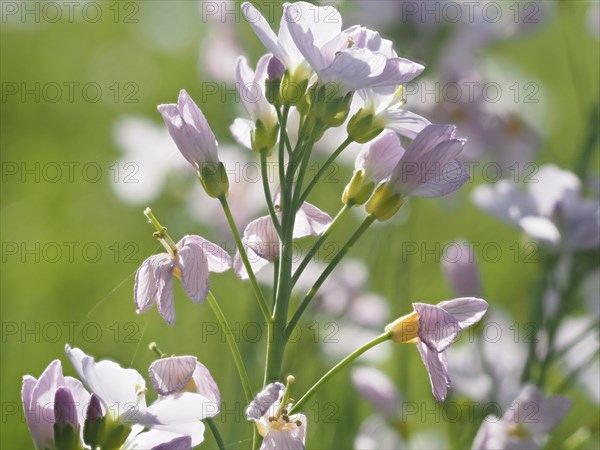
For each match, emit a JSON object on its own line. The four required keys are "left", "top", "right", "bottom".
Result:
{"left": 291, "top": 124, "right": 321, "bottom": 211}
{"left": 297, "top": 136, "right": 353, "bottom": 205}
{"left": 292, "top": 203, "right": 352, "bottom": 286}
{"left": 218, "top": 195, "right": 271, "bottom": 323}
{"left": 289, "top": 332, "right": 392, "bottom": 414}
{"left": 205, "top": 417, "right": 226, "bottom": 450}
{"left": 286, "top": 215, "right": 376, "bottom": 339}
{"left": 206, "top": 292, "right": 253, "bottom": 403}
{"left": 276, "top": 105, "right": 293, "bottom": 157}
{"left": 260, "top": 148, "right": 282, "bottom": 237}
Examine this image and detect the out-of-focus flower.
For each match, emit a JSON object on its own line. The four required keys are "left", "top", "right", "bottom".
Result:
{"left": 22, "top": 360, "right": 90, "bottom": 449}
{"left": 231, "top": 55, "right": 279, "bottom": 153}
{"left": 111, "top": 117, "right": 193, "bottom": 205}
{"left": 442, "top": 241, "right": 482, "bottom": 297}
{"left": 448, "top": 310, "right": 527, "bottom": 405}
{"left": 472, "top": 164, "right": 600, "bottom": 249}
{"left": 366, "top": 125, "right": 469, "bottom": 221}
{"left": 472, "top": 385, "right": 572, "bottom": 450}
{"left": 385, "top": 297, "right": 488, "bottom": 401}
{"left": 234, "top": 196, "right": 331, "bottom": 279}
{"left": 555, "top": 316, "right": 600, "bottom": 404}
{"left": 158, "top": 90, "right": 228, "bottom": 198}
{"left": 135, "top": 235, "right": 232, "bottom": 325}
{"left": 351, "top": 367, "right": 400, "bottom": 417}
{"left": 65, "top": 346, "right": 215, "bottom": 448}
{"left": 246, "top": 381, "right": 307, "bottom": 450}
{"left": 149, "top": 355, "right": 221, "bottom": 405}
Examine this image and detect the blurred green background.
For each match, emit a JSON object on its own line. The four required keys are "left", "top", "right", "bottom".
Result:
{"left": 1, "top": 1, "right": 599, "bottom": 449}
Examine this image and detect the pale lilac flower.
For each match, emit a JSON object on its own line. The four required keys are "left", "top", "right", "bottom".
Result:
{"left": 448, "top": 310, "right": 527, "bottom": 405}
{"left": 351, "top": 367, "right": 400, "bottom": 417}
{"left": 472, "top": 385, "right": 572, "bottom": 450}
{"left": 149, "top": 355, "right": 221, "bottom": 405}
{"left": 385, "top": 297, "right": 488, "bottom": 402}
{"left": 234, "top": 197, "right": 331, "bottom": 279}
{"left": 472, "top": 164, "right": 600, "bottom": 249}
{"left": 22, "top": 360, "right": 90, "bottom": 449}
{"left": 135, "top": 235, "right": 232, "bottom": 325}
{"left": 65, "top": 345, "right": 214, "bottom": 448}
{"left": 157, "top": 89, "right": 220, "bottom": 169}
{"left": 230, "top": 54, "right": 279, "bottom": 152}
{"left": 442, "top": 241, "right": 482, "bottom": 297}
{"left": 246, "top": 382, "right": 307, "bottom": 450}
{"left": 354, "top": 414, "right": 404, "bottom": 450}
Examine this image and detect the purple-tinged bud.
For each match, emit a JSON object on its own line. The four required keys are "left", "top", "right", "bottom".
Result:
{"left": 54, "top": 387, "right": 77, "bottom": 427}
{"left": 267, "top": 56, "right": 285, "bottom": 81}
{"left": 86, "top": 394, "right": 103, "bottom": 421}
{"left": 442, "top": 241, "right": 482, "bottom": 297}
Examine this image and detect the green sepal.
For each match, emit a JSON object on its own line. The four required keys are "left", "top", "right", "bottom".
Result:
{"left": 365, "top": 182, "right": 404, "bottom": 221}
{"left": 251, "top": 119, "right": 279, "bottom": 156}
{"left": 83, "top": 415, "right": 106, "bottom": 449}
{"left": 199, "top": 161, "right": 229, "bottom": 198}
{"left": 53, "top": 422, "right": 82, "bottom": 450}
{"left": 280, "top": 70, "right": 309, "bottom": 105}
{"left": 342, "top": 170, "right": 375, "bottom": 206}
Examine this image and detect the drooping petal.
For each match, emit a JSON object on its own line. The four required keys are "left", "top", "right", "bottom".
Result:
{"left": 149, "top": 356, "right": 197, "bottom": 396}
{"left": 416, "top": 343, "right": 450, "bottom": 403}
{"left": 179, "top": 235, "right": 232, "bottom": 273}
{"left": 414, "top": 303, "right": 461, "bottom": 352}
{"left": 436, "top": 297, "right": 488, "bottom": 329}
{"left": 191, "top": 361, "right": 221, "bottom": 405}
{"left": 293, "top": 203, "right": 332, "bottom": 238}
{"left": 134, "top": 253, "right": 173, "bottom": 314}
{"left": 178, "top": 239, "right": 210, "bottom": 304}
{"left": 246, "top": 382, "right": 285, "bottom": 422}
{"left": 235, "top": 216, "right": 280, "bottom": 279}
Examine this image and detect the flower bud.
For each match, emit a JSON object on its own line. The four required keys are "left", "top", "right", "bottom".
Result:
{"left": 83, "top": 394, "right": 105, "bottom": 449}
{"left": 54, "top": 387, "right": 81, "bottom": 450}
{"left": 251, "top": 119, "right": 279, "bottom": 155}
{"left": 347, "top": 108, "right": 384, "bottom": 143}
{"left": 309, "top": 83, "right": 353, "bottom": 128}
{"left": 265, "top": 57, "right": 285, "bottom": 107}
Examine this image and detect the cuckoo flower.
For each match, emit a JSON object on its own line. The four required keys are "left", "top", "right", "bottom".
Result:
{"left": 65, "top": 346, "right": 214, "bottom": 448}
{"left": 135, "top": 234, "right": 232, "bottom": 325}
{"left": 472, "top": 386, "right": 572, "bottom": 450}
{"left": 22, "top": 360, "right": 90, "bottom": 449}
{"left": 149, "top": 355, "right": 221, "bottom": 405}
{"left": 231, "top": 55, "right": 279, "bottom": 153}
{"left": 472, "top": 164, "right": 599, "bottom": 249}
{"left": 234, "top": 194, "right": 331, "bottom": 279}
{"left": 385, "top": 297, "right": 488, "bottom": 402}
{"left": 246, "top": 382, "right": 307, "bottom": 450}
{"left": 158, "top": 89, "right": 228, "bottom": 198}
{"left": 366, "top": 124, "right": 470, "bottom": 221}
{"left": 442, "top": 241, "right": 482, "bottom": 297}
{"left": 351, "top": 367, "right": 400, "bottom": 418}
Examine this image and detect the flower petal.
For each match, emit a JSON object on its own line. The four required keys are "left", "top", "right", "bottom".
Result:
{"left": 518, "top": 216, "right": 561, "bottom": 246}
{"left": 242, "top": 3, "right": 285, "bottom": 63}
{"left": 135, "top": 253, "right": 173, "bottom": 315}
{"left": 246, "top": 382, "right": 285, "bottom": 422}
{"left": 230, "top": 117, "right": 254, "bottom": 150}
{"left": 178, "top": 240, "right": 210, "bottom": 304}
{"left": 191, "top": 361, "right": 221, "bottom": 405}
{"left": 383, "top": 109, "right": 431, "bottom": 139}
{"left": 293, "top": 203, "right": 332, "bottom": 238}
{"left": 179, "top": 235, "right": 232, "bottom": 273}
{"left": 409, "top": 159, "right": 470, "bottom": 198}
{"left": 416, "top": 342, "right": 450, "bottom": 403}
{"left": 139, "top": 392, "right": 218, "bottom": 426}
{"left": 243, "top": 215, "right": 281, "bottom": 262}
{"left": 149, "top": 356, "right": 197, "bottom": 396}
{"left": 471, "top": 180, "right": 538, "bottom": 225}
{"left": 436, "top": 297, "right": 488, "bottom": 329}
{"left": 413, "top": 303, "right": 461, "bottom": 352}
{"left": 355, "top": 130, "right": 405, "bottom": 184}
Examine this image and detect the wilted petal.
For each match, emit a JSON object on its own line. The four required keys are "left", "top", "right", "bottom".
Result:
{"left": 416, "top": 343, "right": 450, "bottom": 402}
{"left": 149, "top": 356, "right": 197, "bottom": 396}
{"left": 179, "top": 235, "right": 232, "bottom": 273}
{"left": 294, "top": 203, "right": 332, "bottom": 238}
{"left": 436, "top": 297, "right": 488, "bottom": 329}
{"left": 414, "top": 303, "right": 461, "bottom": 352}
{"left": 135, "top": 253, "right": 173, "bottom": 314}
{"left": 246, "top": 382, "right": 285, "bottom": 421}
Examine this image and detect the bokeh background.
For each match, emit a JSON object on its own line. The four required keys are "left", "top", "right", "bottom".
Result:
{"left": 1, "top": 1, "right": 599, "bottom": 448}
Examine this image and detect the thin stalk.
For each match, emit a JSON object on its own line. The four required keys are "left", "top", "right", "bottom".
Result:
{"left": 276, "top": 105, "right": 293, "bottom": 157}
{"left": 206, "top": 292, "right": 253, "bottom": 403}
{"left": 297, "top": 136, "right": 353, "bottom": 204}
{"left": 218, "top": 195, "right": 271, "bottom": 323}
{"left": 272, "top": 257, "right": 280, "bottom": 312}
{"left": 292, "top": 204, "right": 352, "bottom": 286}
{"left": 277, "top": 105, "right": 291, "bottom": 185}
{"left": 291, "top": 124, "right": 321, "bottom": 211}
{"left": 286, "top": 215, "right": 376, "bottom": 339}
{"left": 205, "top": 417, "right": 226, "bottom": 450}
{"left": 260, "top": 148, "right": 282, "bottom": 237}
{"left": 289, "top": 332, "right": 392, "bottom": 414}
